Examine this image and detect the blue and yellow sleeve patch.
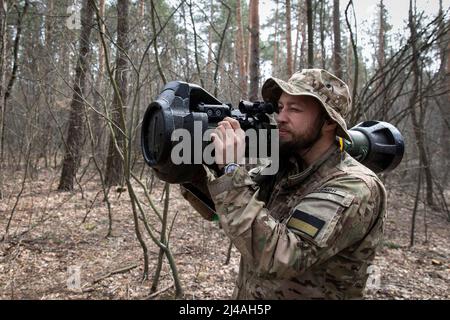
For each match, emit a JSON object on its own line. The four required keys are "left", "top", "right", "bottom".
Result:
{"left": 287, "top": 209, "right": 325, "bottom": 238}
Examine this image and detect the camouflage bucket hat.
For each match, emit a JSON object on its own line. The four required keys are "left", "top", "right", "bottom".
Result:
{"left": 261, "top": 69, "right": 353, "bottom": 143}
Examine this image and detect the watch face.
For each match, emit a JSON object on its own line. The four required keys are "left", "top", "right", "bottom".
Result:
{"left": 225, "top": 163, "right": 239, "bottom": 174}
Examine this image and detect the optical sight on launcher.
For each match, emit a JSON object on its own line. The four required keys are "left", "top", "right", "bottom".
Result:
{"left": 141, "top": 81, "right": 405, "bottom": 184}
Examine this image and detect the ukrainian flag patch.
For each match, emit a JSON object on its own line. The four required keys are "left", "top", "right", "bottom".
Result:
{"left": 287, "top": 209, "right": 325, "bottom": 238}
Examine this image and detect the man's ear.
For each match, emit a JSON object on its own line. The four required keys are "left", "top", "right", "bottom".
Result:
{"left": 323, "top": 119, "right": 337, "bottom": 132}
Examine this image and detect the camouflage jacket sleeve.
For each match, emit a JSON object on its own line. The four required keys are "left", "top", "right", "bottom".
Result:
{"left": 207, "top": 167, "right": 382, "bottom": 280}
{"left": 179, "top": 165, "right": 222, "bottom": 221}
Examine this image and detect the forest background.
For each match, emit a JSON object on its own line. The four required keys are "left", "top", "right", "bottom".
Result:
{"left": 0, "top": 0, "right": 448, "bottom": 299}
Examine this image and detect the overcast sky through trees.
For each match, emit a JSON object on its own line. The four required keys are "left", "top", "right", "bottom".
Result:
{"left": 258, "top": 0, "right": 450, "bottom": 77}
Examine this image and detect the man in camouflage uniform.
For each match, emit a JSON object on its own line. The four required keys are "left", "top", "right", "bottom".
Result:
{"left": 181, "top": 69, "right": 387, "bottom": 299}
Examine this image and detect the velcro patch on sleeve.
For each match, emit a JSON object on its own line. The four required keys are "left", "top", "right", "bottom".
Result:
{"left": 287, "top": 209, "right": 325, "bottom": 238}
{"left": 286, "top": 190, "right": 355, "bottom": 247}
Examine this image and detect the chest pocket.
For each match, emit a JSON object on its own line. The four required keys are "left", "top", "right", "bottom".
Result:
{"left": 286, "top": 190, "right": 355, "bottom": 248}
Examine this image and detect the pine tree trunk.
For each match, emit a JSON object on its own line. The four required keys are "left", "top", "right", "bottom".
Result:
{"left": 439, "top": 0, "right": 450, "bottom": 185}
{"left": 333, "top": 0, "right": 342, "bottom": 78}
{"left": 45, "top": 0, "right": 53, "bottom": 51}
{"left": 0, "top": 0, "right": 5, "bottom": 198}
{"left": 92, "top": 0, "right": 105, "bottom": 145}
{"left": 181, "top": 4, "right": 190, "bottom": 80}
{"left": 377, "top": 1, "right": 386, "bottom": 70}
{"left": 319, "top": 0, "right": 325, "bottom": 69}
{"left": 445, "top": 16, "right": 450, "bottom": 185}
{"left": 105, "top": 0, "right": 129, "bottom": 187}
{"left": 248, "top": 0, "right": 260, "bottom": 101}
{"left": 377, "top": 0, "right": 387, "bottom": 117}
{"left": 306, "top": 0, "right": 314, "bottom": 68}
{"left": 293, "top": 0, "right": 301, "bottom": 70}
{"left": 273, "top": 0, "right": 279, "bottom": 71}
{"left": 345, "top": 0, "right": 359, "bottom": 121}
{"left": 299, "top": 0, "right": 307, "bottom": 70}
{"left": 408, "top": 0, "right": 434, "bottom": 207}
{"left": 58, "top": 0, "right": 93, "bottom": 191}
{"left": 1, "top": 1, "right": 30, "bottom": 195}
{"left": 207, "top": 0, "right": 214, "bottom": 90}
{"left": 236, "top": 0, "right": 248, "bottom": 98}
{"left": 286, "top": 0, "right": 293, "bottom": 76}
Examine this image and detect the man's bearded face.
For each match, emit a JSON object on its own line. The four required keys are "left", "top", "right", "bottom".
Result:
{"left": 275, "top": 93, "right": 325, "bottom": 156}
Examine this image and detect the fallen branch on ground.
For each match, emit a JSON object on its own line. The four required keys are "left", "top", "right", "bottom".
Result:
{"left": 92, "top": 263, "right": 139, "bottom": 284}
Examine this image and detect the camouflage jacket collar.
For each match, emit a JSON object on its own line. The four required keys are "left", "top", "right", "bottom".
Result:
{"left": 282, "top": 144, "right": 342, "bottom": 189}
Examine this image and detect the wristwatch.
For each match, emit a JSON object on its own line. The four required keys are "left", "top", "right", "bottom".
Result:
{"left": 223, "top": 163, "right": 240, "bottom": 174}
